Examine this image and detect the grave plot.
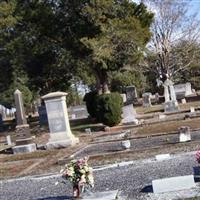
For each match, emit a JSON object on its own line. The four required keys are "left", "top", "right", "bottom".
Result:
{"left": 71, "top": 130, "right": 200, "bottom": 159}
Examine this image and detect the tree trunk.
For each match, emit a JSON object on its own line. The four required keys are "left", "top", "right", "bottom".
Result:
{"left": 95, "top": 69, "right": 110, "bottom": 94}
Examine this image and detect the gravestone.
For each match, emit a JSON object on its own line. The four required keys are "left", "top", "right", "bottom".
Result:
{"left": 152, "top": 175, "right": 195, "bottom": 194}
{"left": 42, "top": 92, "right": 79, "bottom": 149}
{"left": 163, "top": 78, "right": 179, "bottom": 112}
{"left": 82, "top": 190, "right": 118, "bottom": 200}
{"left": 120, "top": 93, "right": 127, "bottom": 103}
{"left": 159, "top": 114, "right": 166, "bottom": 120}
{"left": 125, "top": 86, "right": 137, "bottom": 105}
{"left": 179, "top": 126, "right": 191, "bottom": 142}
{"left": 142, "top": 93, "right": 152, "bottom": 107}
{"left": 181, "top": 98, "right": 187, "bottom": 104}
{"left": 155, "top": 154, "right": 170, "bottom": 161}
{"left": 12, "top": 89, "right": 36, "bottom": 154}
{"left": 121, "top": 140, "right": 131, "bottom": 149}
{"left": 174, "top": 82, "right": 193, "bottom": 99}
{"left": 69, "top": 105, "right": 88, "bottom": 119}
{"left": 38, "top": 105, "right": 48, "bottom": 126}
{"left": 122, "top": 104, "right": 138, "bottom": 125}
{"left": 164, "top": 101, "right": 178, "bottom": 113}
{"left": 190, "top": 107, "right": 195, "bottom": 113}
{"left": 6, "top": 135, "right": 12, "bottom": 145}
{"left": 85, "top": 128, "right": 92, "bottom": 134}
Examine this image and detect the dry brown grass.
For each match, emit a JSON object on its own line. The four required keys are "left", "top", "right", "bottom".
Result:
{"left": 0, "top": 160, "right": 35, "bottom": 178}
{"left": 135, "top": 101, "right": 200, "bottom": 114}
{"left": 136, "top": 118, "right": 200, "bottom": 136}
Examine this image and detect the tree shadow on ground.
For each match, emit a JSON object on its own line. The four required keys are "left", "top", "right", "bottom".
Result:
{"left": 36, "top": 196, "right": 73, "bottom": 200}
{"left": 140, "top": 185, "right": 153, "bottom": 193}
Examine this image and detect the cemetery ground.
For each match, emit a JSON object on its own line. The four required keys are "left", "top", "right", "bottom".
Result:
{"left": 2, "top": 100, "right": 200, "bottom": 199}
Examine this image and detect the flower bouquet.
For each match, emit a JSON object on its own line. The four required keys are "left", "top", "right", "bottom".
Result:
{"left": 60, "top": 157, "right": 94, "bottom": 198}
{"left": 196, "top": 151, "right": 200, "bottom": 163}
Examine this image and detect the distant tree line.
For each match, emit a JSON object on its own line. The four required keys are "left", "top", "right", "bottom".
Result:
{"left": 0, "top": 0, "right": 199, "bottom": 108}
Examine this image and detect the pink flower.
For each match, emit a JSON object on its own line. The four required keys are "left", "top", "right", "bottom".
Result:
{"left": 196, "top": 151, "right": 200, "bottom": 163}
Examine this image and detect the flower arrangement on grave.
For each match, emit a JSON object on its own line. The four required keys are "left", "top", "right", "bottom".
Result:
{"left": 59, "top": 157, "right": 94, "bottom": 198}
{"left": 196, "top": 151, "right": 200, "bottom": 163}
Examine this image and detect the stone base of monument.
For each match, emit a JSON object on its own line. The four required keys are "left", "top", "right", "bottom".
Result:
{"left": 15, "top": 124, "right": 32, "bottom": 145}
{"left": 122, "top": 105, "right": 138, "bottom": 125}
{"left": 164, "top": 101, "right": 179, "bottom": 113}
{"left": 46, "top": 137, "right": 79, "bottom": 149}
{"left": 12, "top": 143, "right": 37, "bottom": 154}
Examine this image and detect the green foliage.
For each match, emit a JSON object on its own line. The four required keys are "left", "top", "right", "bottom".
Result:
{"left": 81, "top": 1, "right": 154, "bottom": 93}
{"left": 0, "top": 81, "right": 32, "bottom": 109}
{"left": 111, "top": 70, "right": 143, "bottom": 95}
{"left": 83, "top": 91, "right": 98, "bottom": 118}
{"left": 95, "top": 93, "right": 123, "bottom": 126}
{"left": 0, "top": 0, "right": 153, "bottom": 107}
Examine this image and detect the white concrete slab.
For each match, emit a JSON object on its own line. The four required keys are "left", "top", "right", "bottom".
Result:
{"left": 152, "top": 175, "right": 196, "bottom": 194}
{"left": 82, "top": 190, "right": 118, "bottom": 200}
{"left": 155, "top": 154, "right": 171, "bottom": 161}
{"left": 179, "top": 132, "right": 191, "bottom": 142}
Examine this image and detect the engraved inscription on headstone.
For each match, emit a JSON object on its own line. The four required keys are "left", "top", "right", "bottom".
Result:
{"left": 46, "top": 101, "right": 66, "bottom": 133}
{"left": 42, "top": 92, "right": 79, "bottom": 149}
{"left": 125, "top": 86, "right": 137, "bottom": 105}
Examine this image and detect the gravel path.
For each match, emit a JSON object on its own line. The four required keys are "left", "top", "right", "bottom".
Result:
{"left": 74, "top": 130, "right": 200, "bottom": 158}
{"left": 1, "top": 151, "right": 200, "bottom": 200}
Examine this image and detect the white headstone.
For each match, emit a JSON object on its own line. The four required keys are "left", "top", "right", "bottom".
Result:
{"left": 179, "top": 126, "right": 191, "bottom": 142}
{"left": 121, "top": 140, "right": 131, "bottom": 149}
{"left": 179, "top": 132, "right": 191, "bottom": 142}
{"left": 6, "top": 135, "right": 12, "bottom": 145}
{"left": 159, "top": 114, "right": 166, "bottom": 120}
{"left": 152, "top": 175, "right": 196, "bottom": 194}
{"left": 120, "top": 94, "right": 127, "bottom": 103}
{"left": 155, "top": 154, "right": 170, "bottom": 161}
{"left": 71, "top": 114, "right": 76, "bottom": 119}
{"left": 85, "top": 128, "right": 92, "bottom": 134}
{"left": 190, "top": 107, "right": 195, "bottom": 113}
{"left": 181, "top": 98, "right": 187, "bottom": 104}
{"left": 122, "top": 104, "right": 138, "bottom": 124}
{"left": 42, "top": 92, "right": 79, "bottom": 149}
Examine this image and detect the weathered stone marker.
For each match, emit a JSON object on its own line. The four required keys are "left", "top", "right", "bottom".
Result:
{"left": 163, "top": 77, "right": 179, "bottom": 112}
{"left": 12, "top": 89, "right": 36, "bottom": 154}
{"left": 152, "top": 175, "right": 195, "bottom": 194}
{"left": 42, "top": 92, "right": 79, "bottom": 149}
{"left": 121, "top": 140, "right": 131, "bottom": 150}
{"left": 82, "top": 190, "right": 118, "bottom": 200}
{"left": 122, "top": 104, "right": 138, "bottom": 125}
{"left": 155, "top": 154, "right": 170, "bottom": 161}
{"left": 142, "top": 92, "right": 152, "bottom": 107}
{"left": 179, "top": 126, "right": 191, "bottom": 142}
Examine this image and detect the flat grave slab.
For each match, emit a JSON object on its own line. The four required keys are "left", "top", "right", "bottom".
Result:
{"left": 152, "top": 175, "right": 196, "bottom": 194}
{"left": 82, "top": 190, "right": 118, "bottom": 200}
{"left": 155, "top": 154, "right": 171, "bottom": 161}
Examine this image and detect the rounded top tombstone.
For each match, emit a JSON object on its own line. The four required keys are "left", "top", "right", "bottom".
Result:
{"left": 42, "top": 91, "right": 68, "bottom": 100}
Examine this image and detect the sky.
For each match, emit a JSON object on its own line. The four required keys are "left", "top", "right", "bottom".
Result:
{"left": 133, "top": 0, "right": 200, "bottom": 20}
